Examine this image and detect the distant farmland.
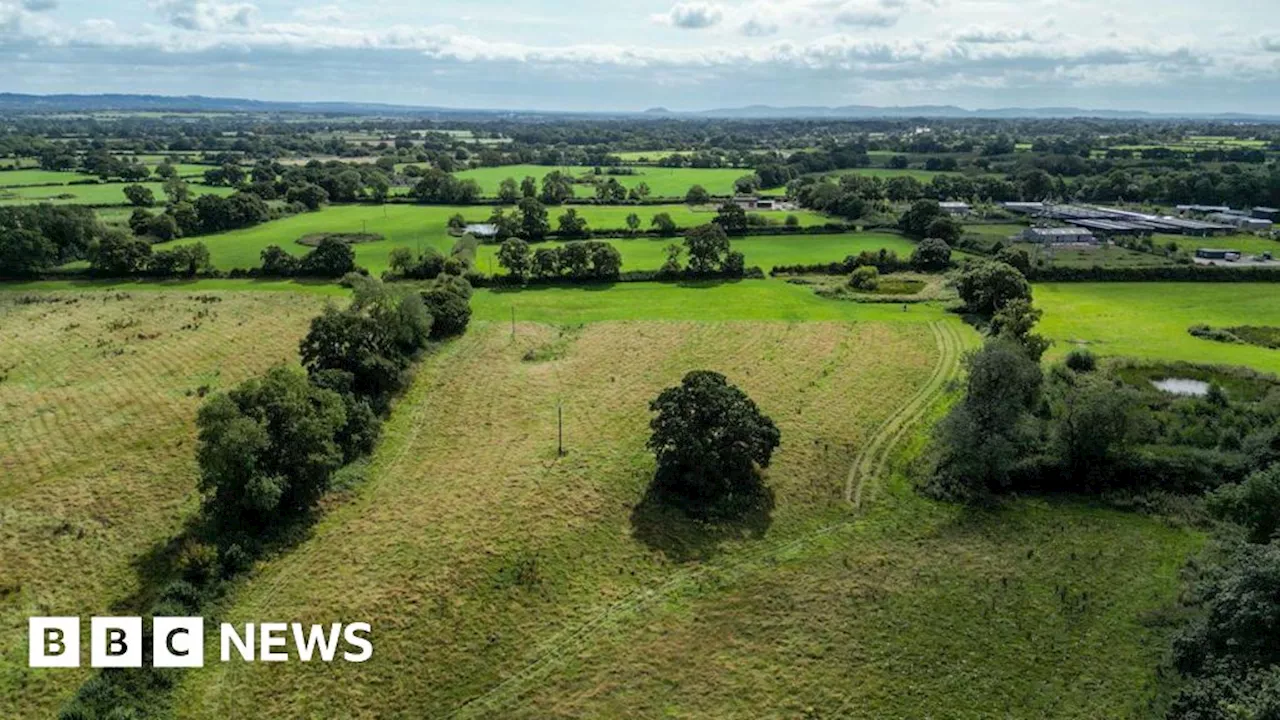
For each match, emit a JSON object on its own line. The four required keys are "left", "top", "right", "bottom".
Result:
{"left": 162, "top": 203, "right": 838, "bottom": 274}
{"left": 449, "top": 164, "right": 770, "bottom": 198}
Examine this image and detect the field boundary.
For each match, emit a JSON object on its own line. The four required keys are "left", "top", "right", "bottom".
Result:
{"left": 447, "top": 319, "right": 966, "bottom": 719}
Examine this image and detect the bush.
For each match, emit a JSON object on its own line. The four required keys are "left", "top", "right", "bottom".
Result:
{"left": 1063, "top": 348, "right": 1097, "bottom": 373}
{"left": 1207, "top": 465, "right": 1280, "bottom": 543}
{"left": 955, "top": 260, "right": 1032, "bottom": 315}
{"left": 848, "top": 265, "right": 880, "bottom": 291}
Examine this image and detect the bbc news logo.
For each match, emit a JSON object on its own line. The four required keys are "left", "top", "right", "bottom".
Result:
{"left": 29, "top": 617, "right": 372, "bottom": 668}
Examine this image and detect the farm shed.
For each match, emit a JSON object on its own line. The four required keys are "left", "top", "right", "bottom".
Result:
{"left": 939, "top": 201, "right": 971, "bottom": 216}
{"left": 1253, "top": 207, "right": 1279, "bottom": 221}
{"left": 1021, "top": 226, "right": 1097, "bottom": 244}
{"left": 1195, "top": 248, "right": 1241, "bottom": 260}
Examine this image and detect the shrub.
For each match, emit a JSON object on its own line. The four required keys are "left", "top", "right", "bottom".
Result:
{"left": 848, "top": 265, "right": 880, "bottom": 290}
{"left": 1064, "top": 348, "right": 1098, "bottom": 373}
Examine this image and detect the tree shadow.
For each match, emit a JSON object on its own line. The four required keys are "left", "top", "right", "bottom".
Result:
{"left": 629, "top": 480, "right": 775, "bottom": 563}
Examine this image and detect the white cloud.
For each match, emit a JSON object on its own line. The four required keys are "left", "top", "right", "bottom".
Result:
{"left": 654, "top": 2, "right": 723, "bottom": 29}
{"left": 954, "top": 27, "right": 1035, "bottom": 44}
{"left": 1261, "top": 36, "right": 1280, "bottom": 52}
{"left": 21, "top": 0, "right": 57, "bottom": 11}
{"left": 292, "top": 3, "right": 350, "bottom": 24}
{"left": 150, "top": 0, "right": 257, "bottom": 31}
{"left": 740, "top": 17, "right": 779, "bottom": 37}
{"left": 830, "top": 0, "right": 903, "bottom": 28}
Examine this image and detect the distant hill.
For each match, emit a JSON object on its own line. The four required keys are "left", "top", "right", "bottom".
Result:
{"left": 0, "top": 93, "right": 1276, "bottom": 121}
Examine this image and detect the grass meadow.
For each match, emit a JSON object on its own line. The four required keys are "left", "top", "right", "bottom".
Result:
{"left": 159, "top": 318, "right": 1202, "bottom": 719}
{"left": 0, "top": 180, "right": 231, "bottom": 207}
{"left": 160, "top": 203, "right": 842, "bottom": 274}
{"left": 0, "top": 291, "right": 330, "bottom": 718}
{"left": 1036, "top": 282, "right": 1280, "bottom": 374}
{"left": 449, "top": 164, "right": 773, "bottom": 197}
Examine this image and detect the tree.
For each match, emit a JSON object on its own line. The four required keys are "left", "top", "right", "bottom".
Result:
{"left": 420, "top": 287, "right": 472, "bottom": 339}
{"left": 1047, "top": 372, "right": 1139, "bottom": 483}
{"left": 926, "top": 339, "right": 1043, "bottom": 500}
{"left": 299, "top": 237, "right": 356, "bottom": 277}
{"left": 0, "top": 228, "right": 56, "bottom": 274}
{"left": 261, "top": 245, "right": 300, "bottom": 276}
{"left": 685, "top": 184, "right": 711, "bottom": 204}
{"left": 1208, "top": 466, "right": 1280, "bottom": 543}
{"left": 497, "top": 237, "right": 532, "bottom": 279}
{"left": 520, "top": 176, "right": 538, "bottom": 199}
{"left": 146, "top": 213, "right": 180, "bottom": 242}
{"left": 123, "top": 184, "right": 155, "bottom": 207}
{"left": 625, "top": 212, "right": 641, "bottom": 235}
{"left": 722, "top": 250, "right": 745, "bottom": 277}
{"left": 713, "top": 202, "right": 749, "bottom": 236}
{"left": 163, "top": 176, "right": 190, "bottom": 204}
{"left": 989, "top": 298, "right": 1050, "bottom": 360}
{"left": 925, "top": 216, "right": 962, "bottom": 245}
{"left": 559, "top": 241, "right": 592, "bottom": 277}
{"left": 684, "top": 223, "right": 731, "bottom": 273}
{"left": 196, "top": 365, "right": 346, "bottom": 530}
{"left": 955, "top": 261, "right": 1032, "bottom": 315}
{"left": 557, "top": 208, "right": 589, "bottom": 238}
{"left": 447, "top": 212, "right": 467, "bottom": 231}
{"left": 587, "top": 240, "right": 622, "bottom": 279}
{"left": 910, "top": 238, "right": 952, "bottom": 271}
{"left": 646, "top": 370, "right": 780, "bottom": 513}
{"left": 995, "top": 246, "right": 1031, "bottom": 275}
{"left": 899, "top": 199, "right": 946, "bottom": 239}
{"left": 733, "top": 175, "right": 760, "bottom": 194}
{"left": 300, "top": 306, "right": 407, "bottom": 404}
{"left": 651, "top": 212, "right": 677, "bottom": 237}
{"left": 660, "top": 243, "right": 682, "bottom": 275}
{"left": 497, "top": 177, "right": 519, "bottom": 203}
{"left": 518, "top": 197, "right": 550, "bottom": 240}
{"left": 286, "top": 183, "right": 328, "bottom": 211}
{"left": 532, "top": 247, "right": 561, "bottom": 278}
{"left": 91, "top": 230, "right": 151, "bottom": 274}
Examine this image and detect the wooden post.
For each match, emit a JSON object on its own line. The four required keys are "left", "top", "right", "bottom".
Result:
{"left": 557, "top": 402, "right": 564, "bottom": 457}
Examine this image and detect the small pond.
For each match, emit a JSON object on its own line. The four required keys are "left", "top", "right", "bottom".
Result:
{"left": 1151, "top": 378, "right": 1211, "bottom": 396}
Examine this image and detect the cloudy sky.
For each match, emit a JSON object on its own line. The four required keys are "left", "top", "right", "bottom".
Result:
{"left": 0, "top": 0, "right": 1277, "bottom": 113}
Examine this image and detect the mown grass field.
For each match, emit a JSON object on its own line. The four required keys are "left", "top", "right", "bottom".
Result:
{"left": 1036, "top": 282, "right": 1280, "bottom": 374}
{"left": 162, "top": 203, "right": 837, "bottom": 274}
{"left": 449, "top": 164, "right": 770, "bottom": 197}
{"left": 0, "top": 291, "right": 330, "bottom": 719}
{"left": 160, "top": 317, "right": 1203, "bottom": 719}
{"left": 0, "top": 180, "right": 231, "bottom": 206}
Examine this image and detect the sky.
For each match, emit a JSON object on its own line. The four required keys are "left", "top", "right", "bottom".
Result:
{"left": 0, "top": 0, "right": 1277, "bottom": 114}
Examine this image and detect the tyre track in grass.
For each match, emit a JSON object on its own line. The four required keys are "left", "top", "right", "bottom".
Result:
{"left": 846, "top": 319, "right": 964, "bottom": 508}
{"left": 448, "top": 320, "right": 967, "bottom": 719}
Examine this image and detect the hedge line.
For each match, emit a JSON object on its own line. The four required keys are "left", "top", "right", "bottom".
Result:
{"left": 466, "top": 266, "right": 766, "bottom": 288}
{"left": 1025, "top": 265, "right": 1280, "bottom": 282}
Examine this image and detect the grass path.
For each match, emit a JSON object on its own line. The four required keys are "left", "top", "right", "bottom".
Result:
{"left": 448, "top": 319, "right": 967, "bottom": 718}
{"left": 846, "top": 320, "right": 964, "bottom": 507}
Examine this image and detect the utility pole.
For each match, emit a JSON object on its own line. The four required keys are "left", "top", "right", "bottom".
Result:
{"left": 557, "top": 402, "right": 564, "bottom": 457}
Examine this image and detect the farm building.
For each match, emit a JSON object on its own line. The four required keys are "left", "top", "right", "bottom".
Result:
{"left": 1254, "top": 207, "right": 1279, "bottom": 221}
{"left": 1208, "top": 213, "right": 1273, "bottom": 232}
{"left": 1196, "top": 248, "right": 1241, "bottom": 261}
{"left": 1021, "top": 227, "right": 1097, "bottom": 244}
{"left": 1004, "top": 202, "right": 1233, "bottom": 237}
{"left": 734, "top": 195, "right": 761, "bottom": 210}
{"left": 939, "top": 201, "right": 971, "bottom": 216}
{"left": 1176, "top": 204, "right": 1232, "bottom": 215}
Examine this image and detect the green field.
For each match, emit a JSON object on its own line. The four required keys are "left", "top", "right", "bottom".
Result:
{"left": 0, "top": 180, "right": 232, "bottom": 206}
{"left": 1037, "top": 282, "right": 1280, "bottom": 374}
{"left": 163, "top": 203, "right": 837, "bottom": 274}
{"left": 450, "top": 164, "right": 768, "bottom": 197}
{"left": 150, "top": 315, "right": 1202, "bottom": 719}
{"left": 0, "top": 291, "right": 330, "bottom": 718}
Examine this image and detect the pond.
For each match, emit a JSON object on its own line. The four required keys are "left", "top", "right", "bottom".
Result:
{"left": 1151, "top": 378, "right": 1211, "bottom": 396}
